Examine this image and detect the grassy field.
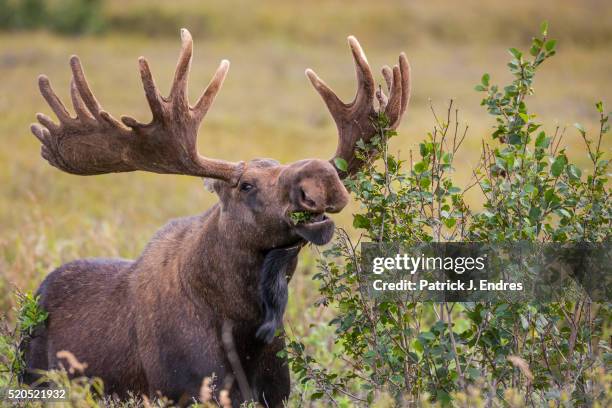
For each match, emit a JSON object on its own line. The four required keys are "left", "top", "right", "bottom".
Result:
{"left": 0, "top": 0, "right": 610, "bottom": 386}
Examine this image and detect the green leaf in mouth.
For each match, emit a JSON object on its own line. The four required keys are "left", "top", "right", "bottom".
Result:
{"left": 290, "top": 211, "right": 315, "bottom": 225}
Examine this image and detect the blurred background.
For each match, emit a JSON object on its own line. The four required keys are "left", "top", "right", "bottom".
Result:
{"left": 0, "top": 0, "right": 610, "bottom": 318}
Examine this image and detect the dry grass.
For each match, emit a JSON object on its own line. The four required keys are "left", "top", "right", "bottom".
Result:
{"left": 0, "top": 0, "right": 610, "bottom": 379}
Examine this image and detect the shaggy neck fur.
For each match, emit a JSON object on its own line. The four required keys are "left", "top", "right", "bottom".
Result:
{"left": 165, "top": 204, "right": 302, "bottom": 335}
{"left": 256, "top": 242, "right": 303, "bottom": 343}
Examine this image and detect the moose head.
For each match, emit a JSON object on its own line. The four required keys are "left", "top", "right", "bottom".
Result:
{"left": 25, "top": 29, "right": 410, "bottom": 406}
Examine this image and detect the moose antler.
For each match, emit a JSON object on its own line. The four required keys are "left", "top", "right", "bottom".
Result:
{"left": 306, "top": 36, "right": 411, "bottom": 176}
{"left": 31, "top": 29, "right": 244, "bottom": 184}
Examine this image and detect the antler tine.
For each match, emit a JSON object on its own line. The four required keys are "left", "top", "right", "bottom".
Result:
{"left": 347, "top": 36, "right": 375, "bottom": 113}
{"left": 304, "top": 69, "right": 347, "bottom": 123}
{"left": 70, "top": 56, "right": 102, "bottom": 119}
{"left": 304, "top": 36, "right": 376, "bottom": 123}
{"left": 384, "top": 65, "right": 403, "bottom": 126}
{"left": 70, "top": 79, "right": 94, "bottom": 123}
{"left": 399, "top": 52, "right": 411, "bottom": 117}
{"left": 120, "top": 57, "right": 163, "bottom": 130}
{"left": 306, "top": 35, "right": 411, "bottom": 177}
{"left": 70, "top": 56, "right": 126, "bottom": 129}
{"left": 169, "top": 28, "right": 193, "bottom": 107}
{"left": 192, "top": 59, "right": 230, "bottom": 122}
{"left": 138, "top": 58, "right": 164, "bottom": 121}
{"left": 381, "top": 65, "right": 393, "bottom": 91}
{"left": 37, "top": 75, "right": 71, "bottom": 128}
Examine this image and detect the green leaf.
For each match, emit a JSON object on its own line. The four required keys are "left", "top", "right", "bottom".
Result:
{"left": 437, "top": 390, "right": 452, "bottom": 405}
{"left": 540, "top": 21, "right": 549, "bottom": 36}
{"left": 535, "top": 132, "right": 550, "bottom": 148}
{"left": 551, "top": 155, "right": 567, "bottom": 177}
{"left": 444, "top": 218, "right": 457, "bottom": 228}
{"left": 290, "top": 211, "right": 315, "bottom": 225}
{"left": 544, "top": 188, "right": 558, "bottom": 204}
{"left": 509, "top": 48, "right": 523, "bottom": 59}
{"left": 481, "top": 73, "right": 490, "bottom": 86}
{"left": 419, "top": 331, "right": 436, "bottom": 341}
{"left": 17, "top": 293, "right": 48, "bottom": 335}
{"left": 566, "top": 164, "right": 582, "bottom": 180}
{"left": 420, "top": 177, "right": 431, "bottom": 189}
{"left": 352, "top": 214, "right": 370, "bottom": 229}
{"left": 420, "top": 142, "right": 432, "bottom": 157}
{"left": 334, "top": 157, "right": 348, "bottom": 172}
{"left": 413, "top": 339, "right": 424, "bottom": 353}
{"left": 387, "top": 156, "right": 398, "bottom": 173}
{"left": 545, "top": 39, "right": 557, "bottom": 52}
{"left": 448, "top": 186, "right": 461, "bottom": 194}
{"left": 556, "top": 208, "right": 571, "bottom": 218}
{"left": 520, "top": 315, "right": 529, "bottom": 330}
{"left": 414, "top": 161, "right": 428, "bottom": 174}
{"left": 508, "top": 133, "right": 522, "bottom": 145}
{"left": 310, "top": 392, "right": 324, "bottom": 400}
{"left": 466, "top": 367, "right": 481, "bottom": 380}
{"left": 529, "top": 206, "right": 541, "bottom": 221}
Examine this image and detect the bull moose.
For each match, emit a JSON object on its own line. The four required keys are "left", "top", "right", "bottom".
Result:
{"left": 22, "top": 29, "right": 410, "bottom": 406}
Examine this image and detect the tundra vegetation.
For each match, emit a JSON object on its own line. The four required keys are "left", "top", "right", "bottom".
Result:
{"left": 0, "top": 1, "right": 611, "bottom": 406}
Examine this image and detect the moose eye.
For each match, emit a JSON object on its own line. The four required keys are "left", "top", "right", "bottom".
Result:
{"left": 239, "top": 182, "right": 254, "bottom": 192}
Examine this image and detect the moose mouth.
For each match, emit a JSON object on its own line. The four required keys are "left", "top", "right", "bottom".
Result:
{"left": 290, "top": 212, "right": 335, "bottom": 245}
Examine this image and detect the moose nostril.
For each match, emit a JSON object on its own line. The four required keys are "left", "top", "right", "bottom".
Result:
{"left": 300, "top": 187, "right": 317, "bottom": 208}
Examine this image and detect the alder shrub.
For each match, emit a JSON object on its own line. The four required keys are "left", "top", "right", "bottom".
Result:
{"left": 285, "top": 23, "right": 611, "bottom": 407}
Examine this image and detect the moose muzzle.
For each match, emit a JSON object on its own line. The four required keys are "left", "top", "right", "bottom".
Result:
{"left": 282, "top": 159, "right": 349, "bottom": 245}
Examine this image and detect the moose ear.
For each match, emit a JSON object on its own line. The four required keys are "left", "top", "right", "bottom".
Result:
{"left": 202, "top": 177, "right": 232, "bottom": 206}
{"left": 202, "top": 178, "right": 216, "bottom": 193}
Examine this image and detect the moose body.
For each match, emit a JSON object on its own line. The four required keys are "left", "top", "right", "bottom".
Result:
{"left": 25, "top": 207, "right": 296, "bottom": 405}
{"left": 22, "top": 29, "right": 410, "bottom": 406}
